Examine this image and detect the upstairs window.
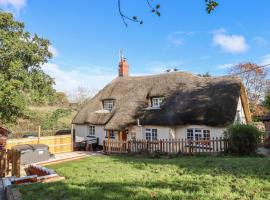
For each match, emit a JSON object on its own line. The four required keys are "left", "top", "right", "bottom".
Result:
{"left": 103, "top": 99, "right": 114, "bottom": 111}
{"left": 151, "top": 97, "right": 164, "bottom": 108}
{"left": 89, "top": 125, "right": 95, "bottom": 136}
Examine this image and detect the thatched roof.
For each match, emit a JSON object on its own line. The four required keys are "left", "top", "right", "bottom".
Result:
{"left": 73, "top": 72, "right": 251, "bottom": 130}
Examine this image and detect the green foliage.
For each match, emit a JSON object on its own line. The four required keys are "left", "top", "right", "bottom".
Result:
{"left": 41, "top": 108, "right": 72, "bottom": 130}
{"left": 49, "top": 92, "right": 69, "bottom": 106}
{"left": 19, "top": 156, "right": 270, "bottom": 200}
{"left": 205, "top": 0, "right": 219, "bottom": 14}
{"left": 0, "top": 11, "right": 55, "bottom": 123}
{"left": 225, "top": 124, "right": 262, "bottom": 155}
{"left": 263, "top": 91, "right": 270, "bottom": 111}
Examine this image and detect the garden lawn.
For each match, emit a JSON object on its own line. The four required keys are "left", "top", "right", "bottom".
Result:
{"left": 19, "top": 155, "right": 270, "bottom": 200}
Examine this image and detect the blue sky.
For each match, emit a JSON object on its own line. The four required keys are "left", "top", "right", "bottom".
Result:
{"left": 1, "top": 0, "right": 270, "bottom": 95}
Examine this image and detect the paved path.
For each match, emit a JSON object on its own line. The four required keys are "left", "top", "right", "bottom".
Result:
{"left": 0, "top": 178, "right": 5, "bottom": 200}
{"left": 257, "top": 147, "right": 270, "bottom": 157}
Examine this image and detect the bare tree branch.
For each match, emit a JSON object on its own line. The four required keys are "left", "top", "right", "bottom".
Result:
{"left": 117, "top": 0, "right": 218, "bottom": 27}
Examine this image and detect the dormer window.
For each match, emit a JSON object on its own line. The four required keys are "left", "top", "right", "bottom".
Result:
{"left": 103, "top": 99, "right": 114, "bottom": 111}
{"left": 151, "top": 97, "right": 164, "bottom": 108}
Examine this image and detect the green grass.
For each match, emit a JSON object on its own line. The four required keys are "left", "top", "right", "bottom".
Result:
{"left": 19, "top": 155, "right": 270, "bottom": 200}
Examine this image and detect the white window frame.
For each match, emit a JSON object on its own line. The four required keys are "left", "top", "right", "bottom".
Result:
{"left": 151, "top": 97, "right": 164, "bottom": 108}
{"left": 145, "top": 128, "right": 158, "bottom": 141}
{"left": 105, "top": 130, "right": 115, "bottom": 139}
{"left": 103, "top": 100, "right": 114, "bottom": 111}
{"left": 89, "top": 125, "right": 95, "bottom": 136}
{"left": 186, "top": 128, "right": 210, "bottom": 140}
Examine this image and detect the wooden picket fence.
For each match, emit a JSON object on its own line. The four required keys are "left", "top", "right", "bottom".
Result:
{"left": 0, "top": 150, "right": 21, "bottom": 178}
{"left": 103, "top": 137, "right": 229, "bottom": 154}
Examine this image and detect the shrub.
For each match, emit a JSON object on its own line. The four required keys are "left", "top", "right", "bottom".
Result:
{"left": 225, "top": 124, "right": 262, "bottom": 155}
{"left": 150, "top": 150, "right": 161, "bottom": 159}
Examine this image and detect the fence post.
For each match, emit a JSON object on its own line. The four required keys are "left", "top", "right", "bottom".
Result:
{"left": 188, "top": 140, "right": 192, "bottom": 155}
{"left": 103, "top": 140, "right": 106, "bottom": 153}
{"left": 71, "top": 124, "right": 74, "bottom": 151}
{"left": 38, "top": 125, "right": 41, "bottom": 144}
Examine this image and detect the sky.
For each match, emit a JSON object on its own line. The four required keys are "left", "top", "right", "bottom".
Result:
{"left": 1, "top": 0, "right": 270, "bottom": 96}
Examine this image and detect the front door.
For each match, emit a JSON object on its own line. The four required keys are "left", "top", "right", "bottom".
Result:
{"left": 118, "top": 131, "right": 127, "bottom": 141}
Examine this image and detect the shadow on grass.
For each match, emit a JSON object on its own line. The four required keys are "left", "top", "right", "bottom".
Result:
{"left": 18, "top": 179, "right": 229, "bottom": 200}
{"left": 19, "top": 155, "right": 270, "bottom": 200}
{"left": 108, "top": 155, "right": 270, "bottom": 180}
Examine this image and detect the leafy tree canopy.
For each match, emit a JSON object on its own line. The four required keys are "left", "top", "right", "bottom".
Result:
{"left": 0, "top": 11, "right": 55, "bottom": 123}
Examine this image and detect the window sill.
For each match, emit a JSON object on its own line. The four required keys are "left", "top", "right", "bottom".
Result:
{"left": 144, "top": 107, "right": 161, "bottom": 110}
{"left": 105, "top": 137, "right": 115, "bottom": 139}
{"left": 95, "top": 110, "right": 111, "bottom": 114}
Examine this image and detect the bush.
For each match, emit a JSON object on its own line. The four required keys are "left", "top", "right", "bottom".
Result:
{"left": 225, "top": 124, "right": 262, "bottom": 155}
{"left": 150, "top": 150, "right": 161, "bottom": 159}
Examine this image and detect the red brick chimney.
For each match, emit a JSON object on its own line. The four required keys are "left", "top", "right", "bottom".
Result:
{"left": 118, "top": 54, "right": 129, "bottom": 77}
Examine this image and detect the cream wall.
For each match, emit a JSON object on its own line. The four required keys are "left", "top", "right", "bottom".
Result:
{"left": 175, "top": 125, "right": 226, "bottom": 139}
{"left": 234, "top": 97, "right": 247, "bottom": 124}
{"left": 74, "top": 124, "right": 114, "bottom": 145}
{"left": 127, "top": 125, "right": 226, "bottom": 140}
{"left": 75, "top": 124, "right": 226, "bottom": 145}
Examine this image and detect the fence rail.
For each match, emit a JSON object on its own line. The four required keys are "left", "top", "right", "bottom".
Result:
{"left": 103, "top": 138, "right": 229, "bottom": 154}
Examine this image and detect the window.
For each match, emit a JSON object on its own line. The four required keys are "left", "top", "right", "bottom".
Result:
{"left": 151, "top": 97, "right": 164, "bottom": 108}
{"left": 203, "top": 130, "right": 210, "bottom": 140}
{"left": 186, "top": 128, "right": 210, "bottom": 140}
{"left": 187, "top": 129, "right": 194, "bottom": 140}
{"left": 194, "top": 129, "right": 202, "bottom": 141}
{"left": 105, "top": 130, "right": 115, "bottom": 139}
{"left": 89, "top": 125, "right": 95, "bottom": 136}
{"left": 145, "top": 128, "right": 158, "bottom": 141}
{"left": 103, "top": 100, "right": 114, "bottom": 111}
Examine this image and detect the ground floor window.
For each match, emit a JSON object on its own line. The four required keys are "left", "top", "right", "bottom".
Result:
{"left": 89, "top": 125, "right": 95, "bottom": 136}
{"left": 186, "top": 128, "right": 210, "bottom": 140}
{"left": 105, "top": 130, "right": 115, "bottom": 139}
{"left": 145, "top": 128, "right": 158, "bottom": 141}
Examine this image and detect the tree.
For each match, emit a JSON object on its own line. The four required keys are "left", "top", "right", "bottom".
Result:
{"left": 70, "top": 86, "right": 96, "bottom": 106}
{"left": 263, "top": 91, "right": 270, "bottom": 111}
{"left": 49, "top": 92, "right": 70, "bottom": 106}
{"left": 118, "top": 0, "right": 218, "bottom": 26}
{"left": 229, "top": 63, "right": 270, "bottom": 115}
{"left": 0, "top": 11, "right": 55, "bottom": 123}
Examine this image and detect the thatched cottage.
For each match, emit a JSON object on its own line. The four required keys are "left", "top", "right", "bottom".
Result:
{"left": 72, "top": 57, "right": 251, "bottom": 145}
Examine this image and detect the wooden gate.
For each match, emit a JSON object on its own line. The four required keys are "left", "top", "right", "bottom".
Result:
{"left": 0, "top": 150, "right": 21, "bottom": 178}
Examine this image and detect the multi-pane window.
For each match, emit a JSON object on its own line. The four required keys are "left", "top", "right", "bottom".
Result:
{"left": 103, "top": 100, "right": 114, "bottom": 111}
{"left": 89, "top": 125, "right": 95, "bottom": 136}
{"left": 194, "top": 129, "right": 202, "bottom": 141}
{"left": 187, "top": 129, "right": 194, "bottom": 140}
{"left": 151, "top": 97, "right": 164, "bottom": 108}
{"left": 186, "top": 128, "right": 210, "bottom": 140}
{"left": 145, "top": 128, "right": 158, "bottom": 141}
{"left": 203, "top": 130, "right": 210, "bottom": 140}
{"left": 105, "top": 130, "right": 115, "bottom": 139}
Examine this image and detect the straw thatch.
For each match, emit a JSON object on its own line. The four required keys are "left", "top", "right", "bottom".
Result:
{"left": 73, "top": 72, "right": 251, "bottom": 130}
